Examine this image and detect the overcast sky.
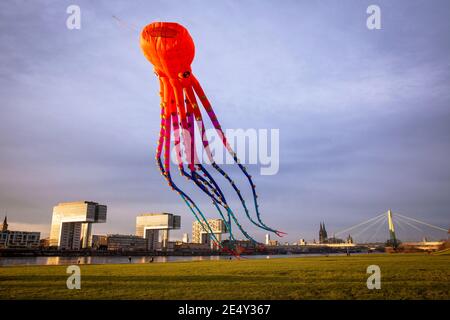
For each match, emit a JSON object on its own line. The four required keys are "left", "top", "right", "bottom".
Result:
{"left": 0, "top": 0, "right": 449, "bottom": 242}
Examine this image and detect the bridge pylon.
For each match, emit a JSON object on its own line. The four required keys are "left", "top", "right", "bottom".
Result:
{"left": 387, "top": 209, "right": 398, "bottom": 247}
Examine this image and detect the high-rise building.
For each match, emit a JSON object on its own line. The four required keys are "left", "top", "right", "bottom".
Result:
{"left": 136, "top": 213, "right": 181, "bottom": 250}
{"left": 265, "top": 234, "right": 270, "bottom": 245}
{"left": 49, "top": 201, "right": 107, "bottom": 250}
{"left": 182, "top": 233, "right": 189, "bottom": 243}
{"left": 192, "top": 219, "right": 227, "bottom": 249}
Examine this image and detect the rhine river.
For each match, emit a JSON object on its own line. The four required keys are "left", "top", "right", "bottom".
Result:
{"left": 0, "top": 253, "right": 356, "bottom": 266}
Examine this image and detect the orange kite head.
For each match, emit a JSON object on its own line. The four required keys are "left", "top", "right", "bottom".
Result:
{"left": 140, "top": 22, "right": 195, "bottom": 80}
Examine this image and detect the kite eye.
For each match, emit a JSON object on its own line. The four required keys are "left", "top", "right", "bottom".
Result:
{"left": 179, "top": 71, "right": 191, "bottom": 79}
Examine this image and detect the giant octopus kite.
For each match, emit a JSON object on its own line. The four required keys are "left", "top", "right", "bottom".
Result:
{"left": 140, "top": 22, "right": 285, "bottom": 250}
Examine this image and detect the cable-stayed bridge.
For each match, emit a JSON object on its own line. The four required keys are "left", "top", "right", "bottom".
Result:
{"left": 332, "top": 209, "right": 448, "bottom": 247}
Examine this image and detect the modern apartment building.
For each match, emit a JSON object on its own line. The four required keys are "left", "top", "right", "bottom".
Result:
{"left": 136, "top": 213, "right": 181, "bottom": 250}
{"left": 49, "top": 201, "right": 107, "bottom": 250}
{"left": 192, "top": 219, "right": 227, "bottom": 249}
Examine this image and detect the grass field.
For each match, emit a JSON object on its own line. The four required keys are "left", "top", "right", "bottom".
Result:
{"left": 1, "top": 253, "right": 449, "bottom": 299}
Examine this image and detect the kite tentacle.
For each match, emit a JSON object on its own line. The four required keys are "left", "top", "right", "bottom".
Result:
{"left": 157, "top": 78, "right": 224, "bottom": 248}
{"left": 195, "top": 164, "right": 231, "bottom": 234}
{"left": 170, "top": 110, "right": 225, "bottom": 207}
{"left": 180, "top": 86, "right": 259, "bottom": 243}
{"left": 184, "top": 84, "right": 279, "bottom": 236}
{"left": 190, "top": 75, "right": 286, "bottom": 237}
{"left": 184, "top": 95, "right": 238, "bottom": 241}
{"left": 170, "top": 82, "right": 258, "bottom": 244}
{"left": 172, "top": 82, "right": 247, "bottom": 243}
{"left": 167, "top": 79, "right": 244, "bottom": 252}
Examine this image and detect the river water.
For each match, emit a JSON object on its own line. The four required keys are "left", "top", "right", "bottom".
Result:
{"left": 0, "top": 253, "right": 354, "bottom": 266}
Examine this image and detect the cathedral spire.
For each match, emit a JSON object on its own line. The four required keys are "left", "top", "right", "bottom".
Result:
{"left": 319, "top": 221, "right": 328, "bottom": 243}
{"left": 2, "top": 215, "right": 8, "bottom": 232}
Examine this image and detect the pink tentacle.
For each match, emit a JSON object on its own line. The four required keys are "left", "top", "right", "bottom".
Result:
{"left": 184, "top": 85, "right": 215, "bottom": 164}
{"left": 170, "top": 79, "right": 196, "bottom": 172}
{"left": 190, "top": 74, "right": 233, "bottom": 154}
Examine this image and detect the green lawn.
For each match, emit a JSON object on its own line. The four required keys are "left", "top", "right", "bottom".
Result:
{"left": 1, "top": 253, "right": 449, "bottom": 299}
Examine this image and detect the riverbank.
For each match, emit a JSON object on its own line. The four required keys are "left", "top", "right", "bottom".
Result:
{"left": 0, "top": 253, "right": 366, "bottom": 266}
{"left": 1, "top": 253, "right": 449, "bottom": 299}
{"left": 0, "top": 245, "right": 373, "bottom": 257}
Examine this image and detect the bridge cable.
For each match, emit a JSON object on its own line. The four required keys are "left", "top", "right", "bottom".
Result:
{"left": 395, "top": 213, "right": 448, "bottom": 233}
{"left": 395, "top": 215, "right": 425, "bottom": 235}
{"left": 367, "top": 217, "right": 387, "bottom": 243}
{"left": 393, "top": 217, "right": 415, "bottom": 242}
{"left": 334, "top": 212, "right": 386, "bottom": 237}
{"left": 351, "top": 215, "right": 386, "bottom": 242}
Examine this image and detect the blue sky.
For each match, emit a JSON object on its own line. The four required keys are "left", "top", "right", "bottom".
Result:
{"left": 0, "top": 0, "right": 449, "bottom": 242}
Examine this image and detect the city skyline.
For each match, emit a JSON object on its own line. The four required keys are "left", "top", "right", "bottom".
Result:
{"left": 1, "top": 0, "right": 450, "bottom": 243}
